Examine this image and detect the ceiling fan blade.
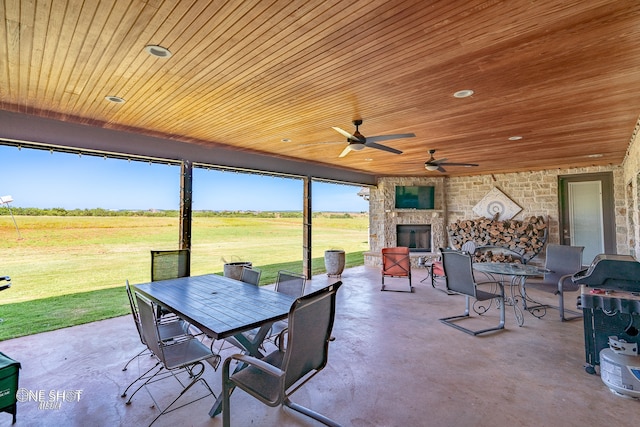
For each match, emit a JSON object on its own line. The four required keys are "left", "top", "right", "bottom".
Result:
{"left": 332, "top": 127, "right": 359, "bottom": 141}
{"left": 433, "top": 158, "right": 448, "bottom": 164}
{"left": 366, "top": 133, "right": 416, "bottom": 143}
{"left": 338, "top": 145, "right": 352, "bottom": 157}
{"left": 438, "top": 166, "right": 447, "bottom": 173}
{"left": 439, "top": 162, "right": 479, "bottom": 167}
{"left": 365, "top": 142, "right": 403, "bottom": 155}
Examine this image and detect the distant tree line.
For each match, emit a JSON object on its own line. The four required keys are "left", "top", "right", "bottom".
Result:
{"left": 0, "top": 206, "right": 362, "bottom": 218}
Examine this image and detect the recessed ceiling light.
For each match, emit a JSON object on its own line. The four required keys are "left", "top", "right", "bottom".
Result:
{"left": 586, "top": 154, "right": 603, "bottom": 158}
{"left": 145, "top": 45, "right": 172, "bottom": 58}
{"left": 508, "top": 136, "right": 523, "bottom": 141}
{"left": 364, "top": 158, "right": 373, "bottom": 161}
{"left": 281, "top": 138, "right": 291, "bottom": 143}
{"left": 105, "top": 96, "right": 126, "bottom": 103}
{"left": 453, "top": 89, "right": 474, "bottom": 98}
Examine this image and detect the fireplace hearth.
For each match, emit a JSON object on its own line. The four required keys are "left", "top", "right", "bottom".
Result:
{"left": 396, "top": 224, "right": 431, "bottom": 252}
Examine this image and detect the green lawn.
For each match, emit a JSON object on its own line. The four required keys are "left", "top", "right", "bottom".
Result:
{"left": 0, "top": 214, "right": 369, "bottom": 340}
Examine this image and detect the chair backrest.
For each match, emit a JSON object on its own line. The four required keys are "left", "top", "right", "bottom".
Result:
{"left": 281, "top": 281, "right": 342, "bottom": 391}
{"left": 275, "top": 270, "right": 306, "bottom": 298}
{"left": 441, "top": 249, "right": 477, "bottom": 298}
{"left": 125, "top": 280, "right": 145, "bottom": 345}
{"left": 240, "top": 267, "right": 261, "bottom": 286}
{"left": 381, "top": 247, "right": 411, "bottom": 277}
{"left": 135, "top": 292, "right": 165, "bottom": 362}
{"left": 461, "top": 241, "right": 476, "bottom": 255}
{"left": 151, "top": 249, "right": 190, "bottom": 282}
{"left": 543, "top": 244, "right": 584, "bottom": 284}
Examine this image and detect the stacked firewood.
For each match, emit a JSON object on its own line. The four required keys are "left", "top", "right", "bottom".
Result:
{"left": 447, "top": 216, "right": 547, "bottom": 263}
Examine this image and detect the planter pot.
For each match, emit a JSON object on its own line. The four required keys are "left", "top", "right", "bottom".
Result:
{"left": 324, "top": 250, "right": 345, "bottom": 278}
{"left": 223, "top": 261, "right": 252, "bottom": 281}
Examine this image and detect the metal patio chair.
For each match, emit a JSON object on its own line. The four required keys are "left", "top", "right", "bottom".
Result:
{"left": 123, "top": 293, "right": 218, "bottom": 426}
{"left": 524, "top": 244, "right": 584, "bottom": 321}
{"left": 439, "top": 250, "right": 505, "bottom": 336}
{"left": 121, "top": 280, "right": 191, "bottom": 372}
{"left": 0, "top": 276, "right": 10, "bottom": 324}
{"left": 240, "top": 266, "right": 261, "bottom": 286}
{"left": 265, "top": 271, "right": 307, "bottom": 342}
{"left": 381, "top": 247, "right": 413, "bottom": 292}
{"left": 221, "top": 281, "right": 343, "bottom": 427}
{"left": 151, "top": 249, "right": 190, "bottom": 282}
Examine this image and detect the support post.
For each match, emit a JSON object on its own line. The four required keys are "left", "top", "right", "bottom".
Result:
{"left": 303, "top": 177, "right": 312, "bottom": 279}
{"left": 179, "top": 160, "right": 193, "bottom": 251}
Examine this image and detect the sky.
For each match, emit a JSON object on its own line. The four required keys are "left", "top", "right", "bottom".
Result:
{"left": 0, "top": 145, "right": 370, "bottom": 212}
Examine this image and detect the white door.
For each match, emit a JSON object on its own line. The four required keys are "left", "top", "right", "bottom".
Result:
{"left": 560, "top": 173, "right": 615, "bottom": 266}
{"left": 567, "top": 181, "right": 604, "bottom": 263}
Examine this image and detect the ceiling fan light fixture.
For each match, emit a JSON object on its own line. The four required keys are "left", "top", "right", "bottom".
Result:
{"left": 350, "top": 142, "right": 366, "bottom": 150}
{"left": 425, "top": 164, "right": 439, "bottom": 171}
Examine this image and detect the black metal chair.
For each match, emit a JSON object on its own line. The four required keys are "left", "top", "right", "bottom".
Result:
{"left": 0, "top": 276, "right": 10, "bottom": 292}
{"left": 0, "top": 276, "right": 10, "bottom": 324}
{"left": 439, "top": 250, "right": 505, "bottom": 336}
{"left": 123, "top": 293, "right": 218, "bottom": 426}
{"left": 150, "top": 249, "right": 190, "bottom": 282}
{"left": 221, "top": 281, "right": 343, "bottom": 427}
{"left": 151, "top": 249, "right": 191, "bottom": 319}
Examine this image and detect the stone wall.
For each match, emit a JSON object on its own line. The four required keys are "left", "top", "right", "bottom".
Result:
{"left": 366, "top": 164, "right": 630, "bottom": 267}
{"left": 622, "top": 117, "right": 640, "bottom": 258}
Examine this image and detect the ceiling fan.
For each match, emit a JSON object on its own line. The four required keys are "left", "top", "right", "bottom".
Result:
{"left": 424, "top": 149, "right": 478, "bottom": 172}
{"left": 332, "top": 119, "right": 415, "bottom": 158}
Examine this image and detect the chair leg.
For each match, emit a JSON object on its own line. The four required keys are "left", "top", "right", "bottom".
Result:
{"left": 558, "top": 291, "right": 582, "bottom": 321}
{"left": 122, "top": 362, "right": 163, "bottom": 401}
{"left": 439, "top": 295, "right": 505, "bottom": 336}
{"left": 148, "top": 362, "right": 215, "bottom": 426}
{"left": 222, "top": 358, "right": 234, "bottom": 427}
{"left": 122, "top": 347, "right": 148, "bottom": 371}
{"left": 284, "top": 397, "right": 343, "bottom": 427}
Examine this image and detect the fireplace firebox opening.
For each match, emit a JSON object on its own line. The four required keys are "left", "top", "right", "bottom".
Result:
{"left": 396, "top": 224, "right": 431, "bottom": 252}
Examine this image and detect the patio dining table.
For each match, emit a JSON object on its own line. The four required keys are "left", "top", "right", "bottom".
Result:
{"left": 473, "top": 262, "right": 548, "bottom": 326}
{"left": 133, "top": 273, "right": 296, "bottom": 417}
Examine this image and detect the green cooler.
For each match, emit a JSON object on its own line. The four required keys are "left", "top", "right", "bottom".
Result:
{"left": 0, "top": 352, "right": 20, "bottom": 424}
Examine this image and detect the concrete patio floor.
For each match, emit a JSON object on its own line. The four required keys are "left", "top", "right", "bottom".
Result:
{"left": 1, "top": 265, "right": 639, "bottom": 426}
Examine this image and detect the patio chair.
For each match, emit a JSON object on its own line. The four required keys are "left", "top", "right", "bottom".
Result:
{"left": 524, "top": 244, "right": 584, "bottom": 321}
{"left": 0, "top": 276, "right": 10, "bottom": 292}
{"left": 121, "top": 280, "right": 191, "bottom": 372}
{"left": 0, "top": 276, "right": 10, "bottom": 324}
{"left": 429, "top": 247, "right": 471, "bottom": 294}
{"left": 240, "top": 266, "right": 261, "bottom": 286}
{"left": 151, "top": 249, "right": 190, "bottom": 282}
{"left": 266, "top": 271, "right": 307, "bottom": 342}
{"left": 151, "top": 249, "right": 190, "bottom": 318}
{"left": 381, "top": 247, "right": 413, "bottom": 292}
{"left": 221, "top": 281, "right": 343, "bottom": 427}
{"left": 439, "top": 250, "right": 505, "bottom": 336}
{"left": 123, "top": 293, "right": 218, "bottom": 426}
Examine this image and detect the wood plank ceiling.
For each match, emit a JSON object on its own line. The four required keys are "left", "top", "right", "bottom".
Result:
{"left": 1, "top": 0, "right": 639, "bottom": 178}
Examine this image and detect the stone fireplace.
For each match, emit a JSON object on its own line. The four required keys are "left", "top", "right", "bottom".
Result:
{"left": 365, "top": 176, "right": 447, "bottom": 267}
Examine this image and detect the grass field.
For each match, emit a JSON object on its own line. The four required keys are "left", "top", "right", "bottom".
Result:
{"left": 0, "top": 214, "right": 369, "bottom": 340}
